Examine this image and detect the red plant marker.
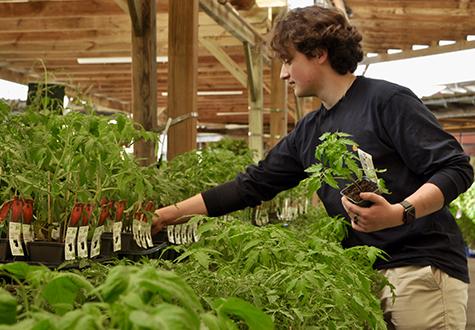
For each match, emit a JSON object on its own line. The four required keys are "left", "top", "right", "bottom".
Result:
{"left": 115, "top": 200, "right": 126, "bottom": 222}
{"left": 98, "top": 199, "right": 111, "bottom": 226}
{"left": 0, "top": 201, "right": 12, "bottom": 223}
{"left": 11, "top": 198, "right": 23, "bottom": 222}
{"left": 21, "top": 199, "right": 34, "bottom": 225}
{"left": 70, "top": 203, "right": 84, "bottom": 226}
{"left": 82, "top": 203, "right": 94, "bottom": 226}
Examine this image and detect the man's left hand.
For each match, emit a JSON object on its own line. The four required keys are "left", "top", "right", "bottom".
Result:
{"left": 341, "top": 192, "right": 404, "bottom": 232}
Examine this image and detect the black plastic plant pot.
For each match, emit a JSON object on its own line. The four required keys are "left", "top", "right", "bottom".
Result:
{"left": 152, "top": 230, "right": 167, "bottom": 245}
{"left": 340, "top": 177, "right": 380, "bottom": 208}
{"left": 28, "top": 241, "right": 65, "bottom": 265}
{"left": 99, "top": 232, "right": 115, "bottom": 258}
{"left": 0, "top": 238, "right": 12, "bottom": 262}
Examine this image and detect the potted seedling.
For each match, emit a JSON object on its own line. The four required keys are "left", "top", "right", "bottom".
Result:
{"left": 304, "top": 132, "right": 388, "bottom": 207}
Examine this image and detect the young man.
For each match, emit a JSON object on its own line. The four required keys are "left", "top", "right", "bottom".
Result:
{"left": 153, "top": 5, "right": 474, "bottom": 328}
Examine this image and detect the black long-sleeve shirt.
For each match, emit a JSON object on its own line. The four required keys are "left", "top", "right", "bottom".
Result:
{"left": 202, "top": 76, "right": 474, "bottom": 283}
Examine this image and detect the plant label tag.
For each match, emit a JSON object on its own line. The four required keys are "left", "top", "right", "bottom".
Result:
{"left": 181, "top": 224, "right": 188, "bottom": 244}
{"left": 113, "top": 221, "right": 122, "bottom": 252}
{"left": 77, "top": 226, "right": 89, "bottom": 258}
{"left": 174, "top": 225, "right": 182, "bottom": 244}
{"left": 145, "top": 223, "right": 153, "bottom": 248}
{"left": 51, "top": 228, "right": 60, "bottom": 240}
{"left": 136, "top": 222, "right": 145, "bottom": 248}
{"left": 357, "top": 148, "right": 378, "bottom": 182}
{"left": 22, "top": 224, "right": 34, "bottom": 243}
{"left": 187, "top": 224, "right": 194, "bottom": 243}
{"left": 167, "top": 225, "right": 175, "bottom": 244}
{"left": 132, "top": 219, "right": 140, "bottom": 245}
{"left": 9, "top": 222, "right": 24, "bottom": 256}
{"left": 65, "top": 227, "right": 78, "bottom": 260}
{"left": 90, "top": 225, "right": 104, "bottom": 258}
{"left": 192, "top": 221, "right": 200, "bottom": 242}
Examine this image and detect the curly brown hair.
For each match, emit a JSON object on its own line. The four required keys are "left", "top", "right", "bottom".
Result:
{"left": 270, "top": 6, "right": 363, "bottom": 74}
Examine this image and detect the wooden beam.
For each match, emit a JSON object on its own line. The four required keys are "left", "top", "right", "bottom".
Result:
{"left": 167, "top": 0, "right": 199, "bottom": 160}
{"left": 0, "top": 1, "right": 168, "bottom": 18}
{"left": 199, "top": 0, "right": 264, "bottom": 48}
{"left": 430, "top": 105, "right": 475, "bottom": 120}
{"left": 362, "top": 39, "right": 475, "bottom": 65}
{"left": 113, "top": 0, "right": 129, "bottom": 14}
{"left": 127, "top": 0, "right": 143, "bottom": 36}
{"left": 130, "top": 0, "right": 158, "bottom": 165}
{"left": 269, "top": 57, "right": 287, "bottom": 146}
{"left": 199, "top": 36, "right": 247, "bottom": 88}
{"left": 245, "top": 44, "right": 264, "bottom": 160}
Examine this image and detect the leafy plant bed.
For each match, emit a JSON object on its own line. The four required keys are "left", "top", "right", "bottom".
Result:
{"left": 340, "top": 177, "right": 379, "bottom": 207}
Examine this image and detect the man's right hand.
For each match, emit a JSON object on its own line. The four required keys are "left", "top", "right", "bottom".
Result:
{"left": 151, "top": 193, "right": 209, "bottom": 235}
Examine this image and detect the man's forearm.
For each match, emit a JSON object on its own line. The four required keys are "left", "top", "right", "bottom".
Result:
{"left": 405, "top": 183, "right": 445, "bottom": 219}
{"left": 155, "top": 193, "right": 208, "bottom": 225}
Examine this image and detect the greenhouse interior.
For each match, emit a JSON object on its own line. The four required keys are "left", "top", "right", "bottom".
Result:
{"left": 0, "top": 0, "right": 475, "bottom": 328}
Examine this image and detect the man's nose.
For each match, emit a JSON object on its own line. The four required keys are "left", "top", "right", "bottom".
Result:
{"left": 280, "top": 64, "right": 289, "bottom": 80}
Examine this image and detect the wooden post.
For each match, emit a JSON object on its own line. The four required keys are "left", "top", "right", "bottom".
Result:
{"left": 130, "top": 0, "right": 157, "bottom": 166}
{"left": 244, "top": 42, "right": 264, "bottom": 161}
{"left": 167, "top": 0, "right": 198, "bottom": 160}
{"left": 269, "top": 57, "right": 287, "bottom": 147}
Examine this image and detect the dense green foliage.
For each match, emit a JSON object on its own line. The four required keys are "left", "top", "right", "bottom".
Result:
{"left": 0, "top": 262, "right": 272, "bottom": 330}
{"left": 451, "top": 183, "right": 475, "bottom": 248}
{"left": 156, "top": 209, "right": 389, "bottom": 329}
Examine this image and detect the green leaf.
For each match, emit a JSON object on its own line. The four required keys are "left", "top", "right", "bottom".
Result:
{"left": 42, "top": 273, "right": 94, "bottom": 315}
{"left": 323, "top": 172, "right": 339, "bottom": 189}
{"left": 213, "top": 297, "right": 274, "bottom": 330}
{"left": 193, "top": 250, "right": 210, "bottom": 269}
{"left": 0, "top": 262, "right": 46, "bottom": 280}
{"left": 129, "top": 304, "right": 200, "bottom": 330}
{"left": 0, "top": 288, "right": 17, "bottom": 325}
{"left": 96, "top": 266, "right": 130, "bottom": 303}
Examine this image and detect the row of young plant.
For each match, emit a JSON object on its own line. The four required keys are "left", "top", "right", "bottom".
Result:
{"left": 141, "top": 134, "right": 391, "bottom": 328}
{"left": 0, "top": 98, "right": 169, "bottom": 261}
{"left": 0, "top": 261, "right": 272, "bottom": 330}
{"left": 0, "top": 208, "right": 389, "bottom": 329}
{"left": 0, "top": 97, "right": 275, "bottom": 261}
{"left": 0, "top": 94, "right": 392, "bottom": 327}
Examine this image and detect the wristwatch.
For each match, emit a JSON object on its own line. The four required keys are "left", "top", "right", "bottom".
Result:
{"left": 399, "top": 200, "right": 416, "bottom": 225}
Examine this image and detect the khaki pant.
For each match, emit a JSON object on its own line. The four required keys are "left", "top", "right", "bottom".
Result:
{"left": 379, "top": 265, "right": 468, "bottom": 330}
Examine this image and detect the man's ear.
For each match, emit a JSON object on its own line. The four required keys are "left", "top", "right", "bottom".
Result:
{"left": 316, "top": 49, "right": 328, "bottom": 64}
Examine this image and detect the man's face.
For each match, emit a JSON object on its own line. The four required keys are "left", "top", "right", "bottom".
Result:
{"left": 279, "top": 50, "right": 320, "bottom": 97}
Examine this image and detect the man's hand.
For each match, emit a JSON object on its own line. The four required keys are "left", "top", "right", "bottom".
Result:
{"left": 152, "top": 209, "right": 168, "bottom": 235}
{"left": 341, "top": 192, "right": 404, "bottom": 232}
{"left": 151, "top": 193, "right": 209, "bottom": 236}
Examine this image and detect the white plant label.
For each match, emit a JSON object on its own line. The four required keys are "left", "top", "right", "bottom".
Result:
{"left": 132, "top": 219, "right": 140, "bottom": 246}
{"left": 144, "top": 223, "right": 153, "bottom": 248}
{"left": 187, "top": 224, "right": 194, "bottom": 244}
{"left": 77, "top": 226, "right": 89, "bottom": 258}
{"left": 65, "top": 226, "right": 78, "bottom": 260}
{"left": 137, "top": 222, "right": 146, "bottom": 248}
{"left": 113, "top": 221, "right": 123, "bottom": 252}
{"left": 167, "top": 225, "right": 175, "bottom": 244}
{"left": 192, "top": 221, "right": 200, "bottom": 242}
{"left": 22, "top": 224, "right": 34, "bottom": 243}
{"left": 357, "top": 148, "right": 378, "bottom": 182}
{"left": 90, "top": 225, "right": 104, "bottom": 258}
{"left": 174, "top": 225, "right": 182, "bottom": 245}
{"left": 9, "top": 222, "right": 24, "bottom": 256}
{"left": 181, "top": 224, "right": 188, "bottom": 244}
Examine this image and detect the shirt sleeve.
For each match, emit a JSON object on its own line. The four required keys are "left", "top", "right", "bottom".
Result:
{"left": 381, "top": 90, "right": 474, "bottom": 204}
{"left": 202, "top": 122, "right": 308, "bottom": 217}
